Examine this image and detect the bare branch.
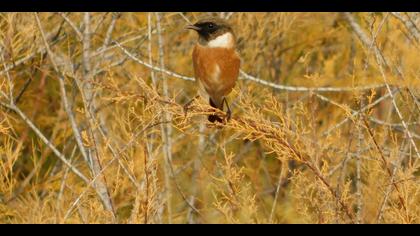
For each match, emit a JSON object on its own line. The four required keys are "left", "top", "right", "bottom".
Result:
{"left": 58, "top": 12, "right": 83, "bottom": 40}
{"left": 148, "top": 13, "right": 157, "bottom": 86}
{"left": 321, "top": 90, "right": 396, "bottom": 136}
{"left": 93, "top": 12, "right": 121, "bottom": 74}
{"left": 114, "top": 39, "right": 387, "bottom": 92}
{"left": 0, "top": 48, "right": 14, "bottom": 104}
{"left": 35, "top": 12, "right": 116, "bottom": 216}
{"left": 343, "top": 12, "right": 420, "bottom": 158}
{"left": 0, "top": 101, "right": 89, "bottom": 183}
{"left": 240, "top": 70, "right": 385, "bottom": 92}
{"left": 391, "top": 12, "right": 420, "bottom": 41}
{"left": 81, "top": 12, "right": 116, "bottom": 217}
{"left": 35, "top": 14, "right": 91, "bottom": 166}
{"left": 114, "top": 40, "right": 195, "bottom": 81}
{"left": 156, "top": 12, "right": 174, "bottom": 224}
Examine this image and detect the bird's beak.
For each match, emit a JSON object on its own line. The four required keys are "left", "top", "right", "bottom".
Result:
{"left": 185, "top": 24, "right": 200, "bottom": 31}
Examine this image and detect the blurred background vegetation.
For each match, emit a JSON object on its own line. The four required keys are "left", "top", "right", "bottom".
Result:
{"left": 0, "top": 12, "right": 419, "bottom": 223}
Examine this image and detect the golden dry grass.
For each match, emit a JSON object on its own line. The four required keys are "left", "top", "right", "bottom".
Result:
{"left": 0, "top": 12, "right": 419, "bottom": 224}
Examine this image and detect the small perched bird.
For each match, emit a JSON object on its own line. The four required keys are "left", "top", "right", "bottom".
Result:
{"left": 186, "top": 17, "right": 240, "bottom": 123}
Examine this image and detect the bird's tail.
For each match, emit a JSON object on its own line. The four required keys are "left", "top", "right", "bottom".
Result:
{"left": 208, "top": 97, "right": 223, "bottom": 123}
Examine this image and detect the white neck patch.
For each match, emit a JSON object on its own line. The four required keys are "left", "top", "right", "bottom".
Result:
{"left": 207, "top": 32, "right": 234, "bottom": 48}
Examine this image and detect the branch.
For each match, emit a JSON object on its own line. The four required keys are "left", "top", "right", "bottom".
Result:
{"left": 0, "top": 101, "right": 89, "bottom": 183}
{"left": 114, "top": 39, "right": 387, "bottom": 92}
{"left": 81, "top": 12, "right": 116, "bottom": 217}
{"left": 362, "top": 117, "right": 408, "bottom": 220}
{"left": 391, "top": 12, "right": 420, "bottom": 41}
{"left": 156, "top": 12, "right": 174, "bottom": 223}
{"left": 321, "top": 89, "right": 396, "bottom": 136}
{"left": 240, "top": 70, "right": 385, "bottom": 92}
{"left": 114, "top": 40, "right": 195, "bottom": 81}
{"left": 58, "top": 12, "right": 83, "bottom": 40}
{"left": 35, "top": 12, "right": 91, "bottom": 167}
{"left": 343, "top": 12, "right": 420, "bottom": 158}
{"left": 93, "top": 12, "right": 121, "bottom": 74}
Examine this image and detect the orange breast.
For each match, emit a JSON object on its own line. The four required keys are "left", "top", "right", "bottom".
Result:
{"left": 192, "top": 45, "right": 240, "bottom": 99}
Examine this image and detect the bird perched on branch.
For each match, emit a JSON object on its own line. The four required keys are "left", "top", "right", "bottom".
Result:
{"left": 186, "top": 17, "right": 240, "bottom": 123}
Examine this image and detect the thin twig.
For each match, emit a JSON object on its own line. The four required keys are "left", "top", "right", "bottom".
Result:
{"left": 391, "top": 12, "right": 420, "bottom": 41}
{"left": 356, "top": 96, "right": 364, "bottom": 224}
{"left": 93, "top": 12, "right": 121, "bottom": 74}
{"left": 0, "top": 101, "right": 89, "bottom": 183}
{"left": 240, "top": 70, "right": 386, "bottom": 92}
{"left": 0, "top": 49, "right": 14, "bottom": 104}
{"left": 362, "top": 117, "right": 409, "bottom": 221}
{"left": 114, "top": 39, "right": 388, "bottom": 92}
{"left": 269, "top": 163, "right": 286, "bottom": 223}
{"left": 321, "top": 89, "right": 396, "bottom": 136}
{"left": 187, "top": 122, "right": 205, "bottom": 223}
{"left": 343, "top": 12, "right": 420, "bottom": 159}
{"left": 156, "top": 12, "right": 174, "bottom": 224}
{"left": 114, "top": 40, "right": 195, "bottom": 81}
{"left": 148, "top": 13, "right": 157, "bottom": 86}
{"left": 35, "top": 12, "right": 91, "bottom": 166}
{"left": 58, "top": 12, "right": 83, "bottom": 40}
{"left": 82, "top": 12, "right": 116, "bottom": 217}
{"left": 35, "top": 12, "right": 116, "bottom": 216}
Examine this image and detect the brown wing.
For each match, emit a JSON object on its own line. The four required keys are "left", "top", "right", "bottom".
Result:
{"left": 192, "top": 45, "right": 199, "bottom": 79}
{"left": 192, "top": 45, "right": 206, "bottom": 85}
{"left": 217, "top": 49, "right": 240, "bottom": 96}
{"left": 192, "top": 45, "right": 218, "bottom": 96}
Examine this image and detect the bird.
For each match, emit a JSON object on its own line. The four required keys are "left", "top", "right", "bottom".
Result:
{"left": 186, "top": 17, "right": 241, "bottom": 123}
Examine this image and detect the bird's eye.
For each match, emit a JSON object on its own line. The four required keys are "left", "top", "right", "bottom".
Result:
{"left": 208, "top": 23, "right": 214, "bottom": 29}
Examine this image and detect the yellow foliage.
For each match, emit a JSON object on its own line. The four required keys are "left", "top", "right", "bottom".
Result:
{"left": 0, "top": 12, "right": 419, "bottom": 224}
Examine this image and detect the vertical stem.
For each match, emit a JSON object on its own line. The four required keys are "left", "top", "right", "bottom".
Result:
{"left": 269, "top": 161, "right": 287, "bottom": 223}
{"left": 187, "top": 123, "right": 205, "bottom": 223}
{"left": 0, "top": 47, "right": 14, "bottom": 104}
{"left": 58, "top": 77, "right": 90, "bottom": 166}
{"left": 144, "top": 13, "right": 162, "bottom": 223}
{"left": 92, "top": 12, "right": 120, "bottom": 137}
{"left": 156, "top": 12, "right": 173, "bottom": 224}
{"left": 343, "top": 12, "right": 420, "bottom": 159}
{"left": 356, "top": 95, "right": 364, "bottom": 224}
{"left": 391, "top": 12, "right": 420, "bottom": 41}
{"left": 33, "top": 14, "right": 113, "bottom": 214}
{"left": 81, "top": 12, "right": 116, "bottom": 218}
{"left": 148, "top": 13, "right": 157, "bottom": 88}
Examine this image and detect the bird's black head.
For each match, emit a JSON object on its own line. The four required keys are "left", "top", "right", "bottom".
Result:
{"left": 186, "top": 17, "right": 233, "bottom": 42}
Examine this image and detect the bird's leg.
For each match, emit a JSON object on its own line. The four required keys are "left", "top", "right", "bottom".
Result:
{"left": 183, "top": 95, "right": 200, "bottom": 116}
{"left": 208, "top": 98, "right": 223, "bottom": 123}
{"left": 222, "top": 97, "right": 231, "bottom": 121}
